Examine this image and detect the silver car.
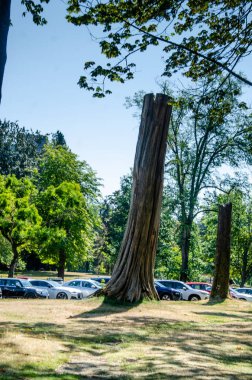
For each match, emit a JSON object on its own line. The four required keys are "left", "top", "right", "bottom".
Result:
{"left": 29, "top": 279, "right": 83, "bottom": 300}
{"left": 63, "top": 279, "right": 102, "bottom": 297}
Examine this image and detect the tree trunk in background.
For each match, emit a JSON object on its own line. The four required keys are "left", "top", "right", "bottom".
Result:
{"left": 0, "top": 0, "right": 11, "bottom": 104}
{"left": 104, "top": 93, "right": 172, "bottom": 302}
{"left": 211, "top": 203, "right": 232, "bottom": 300}
{"left": 57, "top": 250, "right": 66, "bottom": 280}
{"left": 180, "top": 220, "right": 192, "bottom": 282}
{"left": 8, "top": 243, "right": 19, "bottom": 278}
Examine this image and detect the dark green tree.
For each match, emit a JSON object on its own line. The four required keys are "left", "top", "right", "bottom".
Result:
{"left": 0, "top": 120, "right": 48, "bottom": 178}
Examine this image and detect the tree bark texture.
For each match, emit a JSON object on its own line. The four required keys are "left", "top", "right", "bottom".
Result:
{"left": 57, "top": 250, "right": 66, "bottom": 280}
{"left": 0, "top": 0, "right": 11, "bottom": 104}
{"left": 180, "top": 220, "right": 192, "bottom": 282}
{"left": 104, "top": 93, "right": 172, "bottom": 302}
{"left": 8, "top": 243, "right": 19, "bottom": 278}
{"left": 210, "top": 203, "right": 232, "bottom": 300}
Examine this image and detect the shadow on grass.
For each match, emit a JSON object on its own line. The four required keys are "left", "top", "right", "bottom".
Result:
{"left": 1, "top": 299, "right": 252, "bottom": 379}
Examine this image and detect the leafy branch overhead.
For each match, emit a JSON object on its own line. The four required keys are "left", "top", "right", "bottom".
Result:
{"left": 66, "top": 0, "right": 252, "bottom": 96}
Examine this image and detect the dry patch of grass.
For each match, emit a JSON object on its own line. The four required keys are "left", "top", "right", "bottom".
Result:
{"left": 0, "top": 298, "right": 251, "bottom": 379}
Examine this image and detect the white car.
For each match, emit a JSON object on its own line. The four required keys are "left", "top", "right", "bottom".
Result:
{"left": 29, "top": 279, "right": 83, "bottom": 300}
{"left": 231, "top": 288, "right": 252, "bottom": 302}
{"left": 63, "top": 279, "right": 102, "bottom": 297}
{"left": 157, "top": 280, "right": 209, "bottom": 301}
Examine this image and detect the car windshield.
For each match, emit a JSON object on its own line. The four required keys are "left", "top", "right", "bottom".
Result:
{"left": 90, "top": 280, "right": 102, "bottom": 287}
{"left": 46, "top": 281, "right": 62, "bottom": 287}
{"left": 154, "top": 281, "right": 166, "bottom": 288}
{"left": 20, "top": 280, "right": 33, "bottom": 287}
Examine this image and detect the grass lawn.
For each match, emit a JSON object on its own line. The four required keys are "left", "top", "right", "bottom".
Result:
{"left": 0, "top": 296, "right": 251, "bottom": 380}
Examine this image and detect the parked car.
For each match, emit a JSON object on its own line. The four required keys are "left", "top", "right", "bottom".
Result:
{"left": 29, "top": 279, "right": 83, "bottom": 299}
{"left": 0, "top": 278, "right": 48, "bottom": 299}
{"left": 187, "top": 282, "right": 212, "bottom": 293}
{"left": 231, "top": 288, "right": 252, "bottom": 302}
{"left": 235, "top": 287, "right": 252, "bottom": 296}
{"left": 157, "top": 280, "right": 209, "bottom": 301}
{"left": 155, "top": 281, "right": 182, "bottom": 300}
{"left": 63, "top": 279, "right": 102, "bottom": 297}
{"left": 91, "top": 276, "right": 111, "bottom": 286}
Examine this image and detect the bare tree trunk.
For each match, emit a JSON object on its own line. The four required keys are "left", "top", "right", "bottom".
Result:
{"left": 8, "top": 243, "right": 19, "bottom": 278}
{"left": 240, "top": 242, "right": 251, "bottom": 286}
{"left": 104, "top": 93, "right": 172, "bottom": 302}
{"left": 0, "top": 0, "right": 11, "bottom": 103}
{"left": 180, "top": 220, "right": 192, "bottom": 282}
{"left": 211, "top": 203, "right": 232, "bottom": 300}
{"left": 57, "top": 250, "right": 66, "bottom": 280}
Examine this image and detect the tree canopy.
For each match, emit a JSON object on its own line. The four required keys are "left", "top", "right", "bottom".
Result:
{"left": 66, "top": 0, "right": 252, "bottom": 97}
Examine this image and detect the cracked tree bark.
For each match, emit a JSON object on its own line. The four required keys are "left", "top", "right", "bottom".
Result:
{"left": 103, "top": 93, "right": 172, "bottom": 302}
{"left": 211, "top": 203, "right": 232, "bottom": 300}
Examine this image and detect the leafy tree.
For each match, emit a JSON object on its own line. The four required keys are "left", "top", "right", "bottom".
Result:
{"left": 0, "top": 0, "right": 50, "bottom": 103}
{"left": 127, "top": 79, "right": 252, "bottom": 281}
{"left": 99, "top": 173, "right": 132, "bottom": 272}
{"left": 66, "top": 0, "right": 252, "bottom": 97}
{"left": 37, "top": 182, "right": 98, "bottom": 279}
{"left": 36, "top": 144, "right": 100, "bottom": 200}
{"left": 0, "top": 175, "right": 41, "bottom": 277}
{"left": 35, "top": 144, "right": 101, "bottom": 278}
{"left": 0, "top": 120, "right": 48, "bottom": 178}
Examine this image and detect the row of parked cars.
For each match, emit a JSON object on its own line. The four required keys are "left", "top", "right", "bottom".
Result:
{"left": 0, "top": 276, "right": 251, "bottom": 302}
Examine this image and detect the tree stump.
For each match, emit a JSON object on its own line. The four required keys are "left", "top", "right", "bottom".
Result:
{"left": 103, "top": 93, "right": 172, "bottom": 302}
{"left": 210, "top": 203, "right": 232, "bottom": 300}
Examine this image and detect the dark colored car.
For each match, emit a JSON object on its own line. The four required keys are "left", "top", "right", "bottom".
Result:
{"left": 155, "top": 281, "right": 182, "bottom": 301}
{"left": 0, "top": 278, "right": 48, "bottom": 299}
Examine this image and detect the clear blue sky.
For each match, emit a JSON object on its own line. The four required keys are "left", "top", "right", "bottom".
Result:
{"left": 1, "top": 1, "right": 251, "bottom": 196}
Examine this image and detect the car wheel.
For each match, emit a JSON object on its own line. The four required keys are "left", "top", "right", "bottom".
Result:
{"left": 25, "top": 293, "right": 36, "bottom": 299}
{"left": 189, "top": 294, "right": 200, "bottom": 301}
{"left": 161, "top": 293, "right": 172, "bottom": 301}
{"left": 240, "top": 298, "right": 247, "bottom": 301}
{"left": 56, "top": 292, "right": 68, "bottom": 299}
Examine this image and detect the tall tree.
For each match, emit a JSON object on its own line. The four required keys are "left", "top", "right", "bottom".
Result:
{"left": 127, "top": 79, "right": 252, "bottom": 281}
{"left": 66, "top": 0, "right": 252, "bottom": 97}
{"left": 37, "top": 182, "right": 98, "bottom": 279}
{"left": 36, "top": 144, "right": 101, "bottom": 278}
{"left": 0, "top": 175, "right": 41, "bottom": 277}
{"left": 211, "top": 203, "right": 232, "bottom": 300}
{"left": 0, "top": 120, "right": 48, "bottom": 178}
{"left": 99, "top": 173, "right": 132, "bottom": 272}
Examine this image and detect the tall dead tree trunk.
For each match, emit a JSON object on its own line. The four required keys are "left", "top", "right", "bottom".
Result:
{"left": 104, "top": 93, "right": 172, "bottom": 302}
{"left": 0, "top": 0, "right": 11, "bottom": 104}
{"left": 211, "top": 203, "right": 232, "bottom": 300}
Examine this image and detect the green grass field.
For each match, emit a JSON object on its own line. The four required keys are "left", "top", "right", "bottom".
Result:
{"left": 0, "top": 292, "right": 252, "bottom": 380}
